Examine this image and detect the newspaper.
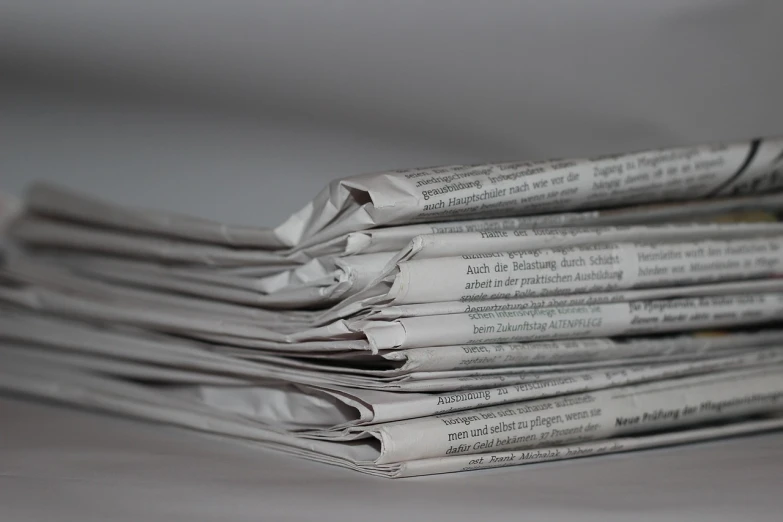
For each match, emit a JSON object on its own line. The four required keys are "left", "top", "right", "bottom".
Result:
{"left": 11, "top": 204, "right": 783, "bottom": 301}
{"left": 13, "top": 138, "right": 783, "bottom": 256}
{"left": 90, "top": 251, "right": 395, "bottom": 306}
{"left": 27, "top": 228, "right": 773, "bottom": 332}
{"left": 8, "top": 223, "right": 782, "bottom": 316}
{"left": 379, "top": 329, "right": 783, "bottom": 373}
{"left": 274, "top": 137, "right": 783, "bottom": 247}
{"left": 9, "top": 215, "right": 296, "bottom": 266}
{"left": 4, "top": 243, "right": 783, "bottom": 354}
{"left": 172, "top": 348, "right": 783, "bottom": 427}
{"left": 362, "top": 293, "right": 783, "bottom": 350}
{"left": 357, "top": 366, "right": 783, "bottom": 463}
{"left": 0, "top": 253, "right": 315, "bottom": 325}
{"left": 13, "top": 188, "right": 783, "bottom": 272}
{"left": 394, "top": 415, "right": 783, "bottom": 477}
{"left": 361, "top": 235, "right": 783, "bottom": 307}
{"left": 364, "top": 278, "right": 783, "bottom": 320}
{"left": 21, "top": 183, "right": 286, "bottom": 249}
{"left": 334, "top": 192, "right": 783, "bottom": 257}
{"left": 326, "top": 231, "right": 783, "bottom": 321}
{"left": 1, "top": 351, "right": 782, "bottom": 477}
{"left": 4, "top": 266, "right": 783, "bottom": 354}
{"left": 7, "top": 242, "right": 782, "bottom": 328}
{"left": 3, "top": 136, "right": 783, "bottom": 477}
{"left": 4, "top": 340, "right": 781, "bottom": 428}
{"left": 384, "top": 223, "right": 783, "bottom": 264}
{"left": 35, "top": 250, "right": 395, "bottom": 308}
{"left": 8, "top": 308, "right": 783, "bottom": 394}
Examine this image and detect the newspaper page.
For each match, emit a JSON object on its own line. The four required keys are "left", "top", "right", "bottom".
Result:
{"left": 8, "top": 332, "right": 775, "bottom": 395}
{"left": 4, "top": 305, "right": 783, "bottom": 427}
{"left": 17, "top": 184, "right": 783, "bottom": 263}
{"left": 326, "top": 229, "right": 783, "bottom": 322}
{"left": 7, "top": 304, "right": 783, "bottom": 382}
{"left": 331, "top": 192, "right": 783, "bottom": 257}
{"left": 17, "top": 342, "right": 776, "bottom": 427}
{"left": 8, "top": 216, "right": 294, "bottom": 266}
{"left": 12, "top": 238, "right": 783, "bottom": 328}
{"left": 1, "top": 253, "right": 317, "bottom": 326}
{"left": 175, "top": 348, "right": 783, "bottom": 426}
{"left": 363, "top": 293, "right": 783, "bottom": 350}
{"left": 275, "top": 138, "right": 783, "bottom": 247}
{"left": 4, "top": 256, "right": 783, "bottom": 354}
{"left": 2, "top": 350, "right": 782, "bottom": 478}
{"left": 4, "top": 271, "right": 783, "bottom": 354}
{"left": 0, "top": 283, "right": 373, "bottom": 353}
{"left": 395, "top": 415, "right": 783, "bottom": 477}
{"left": 362, "top": 366, "right": 783, "bottom": 463}
{"left": 384, "top": 329, "right": 783, "bottom": 373}
{"left": 376, "top": 236, "right": 783, "bottom": 306}
{"left": 365, "top": 278, "right": 783, "bottom": 321}
{"left": 15, "top": 138, "right": 783, "bottom": 251}
{"left": 11, "top": 223, "right": 783, "bottom": 312}
{"left": 56, "top": 251, "right": 394, "bottom": 308}
{"left": 387, "top": 222, "right": 783, "bottom": 263}
{"left": 22, "top": 183, "right": 286, "bottom": 248}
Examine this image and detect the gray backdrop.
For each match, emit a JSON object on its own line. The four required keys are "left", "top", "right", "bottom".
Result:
{"left": 3, "top": 0, "right": 783, "bottom": 225}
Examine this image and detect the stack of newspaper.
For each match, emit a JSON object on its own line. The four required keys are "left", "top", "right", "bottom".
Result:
{"left": 2, "top": 137, "right": 783, "bottom": 477}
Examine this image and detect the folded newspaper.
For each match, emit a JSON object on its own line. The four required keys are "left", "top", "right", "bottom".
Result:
{"left": 2, "top": 136, "right": 783, "bottom": 477}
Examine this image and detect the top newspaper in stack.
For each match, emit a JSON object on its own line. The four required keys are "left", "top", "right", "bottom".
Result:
{"left": 14, "top": 137, "right": 783, "bottom": 252}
